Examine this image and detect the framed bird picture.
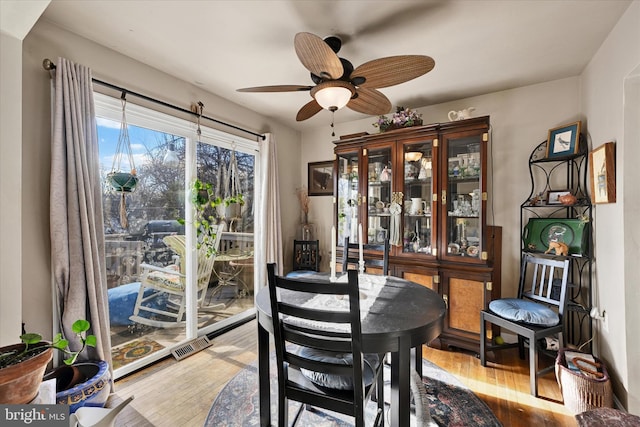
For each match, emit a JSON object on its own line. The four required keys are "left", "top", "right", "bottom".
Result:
{"left": 545, "top": 121, "right": 581, "bottom": 159}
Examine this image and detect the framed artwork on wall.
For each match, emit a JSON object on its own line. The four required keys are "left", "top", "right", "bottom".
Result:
{"left": 308, "top": 160, "right": 334, "bottom": 196}
{"left": 546, "top": 121, "right": 581, "bottom": 159}
{"left": 589, "top": 142, "right": 616, "bottom": 204}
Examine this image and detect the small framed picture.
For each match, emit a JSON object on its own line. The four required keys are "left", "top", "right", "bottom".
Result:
{"left": 308, "top": 161, "right": 334, "bottom": 196}
{"left": 547, "top": 189, "right": 572, "bottom": 205}
{"left": 589, "top": 142, "right": 616, "bottom": 204}
{"left": 546, "top": 121, "right": 581, "bottom": 159}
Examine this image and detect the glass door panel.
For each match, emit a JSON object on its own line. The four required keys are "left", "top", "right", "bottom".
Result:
{"left": 97, "top": 94, "right": 258, "bottom": 379}
{"left": 443, "top": 134, "right": 483, "bottom": 261}
{"left": 402, "top": 140, "right": 434, "bottom": 255}
{"left": 195, "top": 142, "right": 255, "bottom": 329}
{"left": 366, "top": 147, "right": 392, "bottom": 244}
{"left": 336, "top": 151, "right": 359, "bottom": 247}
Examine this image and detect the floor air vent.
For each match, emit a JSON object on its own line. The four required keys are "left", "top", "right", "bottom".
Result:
{"left": 171, "top": 336, "right": 212, "bottom": 361}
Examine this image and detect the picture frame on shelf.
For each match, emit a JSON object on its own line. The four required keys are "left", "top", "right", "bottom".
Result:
{"left": 547, "top": 189, "right": 572, "bottom": 205}
{"left": 308, "top": 160, "right": 334, "bottom": 196}
{"left": 589, "top": 142, "right": 616, "bottom": 204}
{"left": 545, "top": 121, "right": 581, "bottom": 159}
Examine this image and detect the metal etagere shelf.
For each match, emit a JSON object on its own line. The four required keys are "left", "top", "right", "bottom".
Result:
{"left": 520, "top": 136, "right": 593, "bottom": 351}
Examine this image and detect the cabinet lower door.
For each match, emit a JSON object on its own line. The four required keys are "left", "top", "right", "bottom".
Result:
{"left": 441, "top": 270, "right": 491, "bottom": 351}
{"left": 395, "top": 265, "right": 439, "bottom": 292}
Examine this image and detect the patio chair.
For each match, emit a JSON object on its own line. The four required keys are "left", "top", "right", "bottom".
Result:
{"left": 129, "top": 223, "right": 224, "bottom": 328}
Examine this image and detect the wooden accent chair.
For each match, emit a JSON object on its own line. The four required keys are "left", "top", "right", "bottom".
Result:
{"left": 480, "top": 253, "right": 571, "bottom": 396}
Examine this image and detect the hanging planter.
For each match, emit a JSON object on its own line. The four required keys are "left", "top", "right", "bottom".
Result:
{"left": 106, "top": 171, "right": 138, "bottom": 193}
{"left": 107, "top": 95, "right": 138, "bottom": 228}
{"left": 214, "top": 147, "right": 245, "bottom": 224}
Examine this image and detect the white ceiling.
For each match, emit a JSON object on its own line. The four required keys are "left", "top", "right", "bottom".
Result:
{"left": 39, "top": 0, "right": 631, "bottom": 131}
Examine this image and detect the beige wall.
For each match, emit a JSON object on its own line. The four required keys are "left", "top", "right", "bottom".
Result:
{"left": 580, "top": 1, "right": 640, "bottom": 412}
{"left": 19, "top": 19, "right": 301, "bottom": 339}
{"left": 0, "top": 32, "right": 24, "bottom": 345}
{"left": 301, "top": 77, "right": 581, "bottom": 298}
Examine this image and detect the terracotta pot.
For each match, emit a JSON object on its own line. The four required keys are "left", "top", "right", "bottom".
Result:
{"left": 0, "top": 343, "right": 53, "bottom": 404}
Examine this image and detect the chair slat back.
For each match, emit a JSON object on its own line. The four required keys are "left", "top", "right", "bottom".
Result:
{"left": 519, "top": 253, "right": 571, "bottom": 315}
{"left": 163, "top": 222, "right": 224, "bottom": 291}
{"left": 342, "top": 237, "right": 390, "bottom": 275}
{"left": 266, "top": 264, "right": 366, "bottom": 407}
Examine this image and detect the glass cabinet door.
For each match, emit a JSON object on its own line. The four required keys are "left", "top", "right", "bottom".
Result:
{"left": 402, "top": 140, "right": 435, "bottom": 255}
{"left": 365, "top": 146, "right": 392, "bottom": 245}
{"left": 442, "top": 132, "right": 485, "bottom": 261}
{"left": 336, "top": 151, "right": 360, "bottom": 247}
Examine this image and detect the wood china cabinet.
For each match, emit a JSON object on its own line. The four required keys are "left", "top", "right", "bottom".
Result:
{"left": 333, "top": 116, "right": 501, "bottom": 352}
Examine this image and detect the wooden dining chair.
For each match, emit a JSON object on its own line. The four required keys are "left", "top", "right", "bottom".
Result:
{"left": 480, "top": 253, "right": 571, "bottom": 396}
{"left": 266, "top": 263, "right": 385, "bottom": 427}
{"left": 342, "top": 236, "right": 390, "bottom": 275}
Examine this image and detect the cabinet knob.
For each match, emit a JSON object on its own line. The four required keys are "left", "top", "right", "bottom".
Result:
{"left": 443, "top": 294, "right": 448, "bottom": 309}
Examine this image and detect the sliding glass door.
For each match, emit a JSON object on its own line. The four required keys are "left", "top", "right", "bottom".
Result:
{"left": 95, "top": 93, "right": 258, "bottom": 378}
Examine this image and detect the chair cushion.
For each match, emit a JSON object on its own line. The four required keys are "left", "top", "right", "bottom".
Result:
{"left": 297, "top": 347, "right": 380, "bottom": 390}
{"left": 285, "top": 270, "right": 318, "bottom": 278}
{"left": 145, "top": 266, "right": 183, "bottom": 290}
{"left": 489, "top": 298, "right": 559, "bottom": 327}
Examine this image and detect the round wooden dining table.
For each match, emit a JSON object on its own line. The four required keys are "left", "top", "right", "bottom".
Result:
{"left": 255, "top": 273, "right": 446, "bottom": 427}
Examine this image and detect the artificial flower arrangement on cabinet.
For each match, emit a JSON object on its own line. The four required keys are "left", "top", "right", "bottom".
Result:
{"left": 373, "top": 106, "right": 423, "bottom": 132}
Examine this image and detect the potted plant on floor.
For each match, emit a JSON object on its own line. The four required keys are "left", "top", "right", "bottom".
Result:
{"left": 0, "top": 319, "right": 110, "bottom": 411}
{"left": 43, "top": 320, "right": 110, "bottom": 413}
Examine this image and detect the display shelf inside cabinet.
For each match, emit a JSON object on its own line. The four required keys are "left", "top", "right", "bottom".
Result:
{"left": 520, "top": 136, "right": 593, "bottom": 351}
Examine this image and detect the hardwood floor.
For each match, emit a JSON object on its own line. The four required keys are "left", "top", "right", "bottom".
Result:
{"left": 110, "top": 319, "right": 577, "bottom": 426}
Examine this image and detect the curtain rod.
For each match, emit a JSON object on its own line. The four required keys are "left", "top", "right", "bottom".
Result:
{"left": 42, "top": 58, "right": 265, "bottom": 141}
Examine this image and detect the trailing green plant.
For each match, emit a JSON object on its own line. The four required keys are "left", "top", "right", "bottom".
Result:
{"left": 177, "top": 179, "right": 220, "bottom": 257}
{"left": 0, "top": 319, "right": 96, "bottom": 369}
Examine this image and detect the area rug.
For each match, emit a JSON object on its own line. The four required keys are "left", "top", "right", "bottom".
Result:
{"left": 205, "top": 355, "right": 502, "bottom": 427}
{"left": 111, "top": 338, "right": 165, "bottom": 369}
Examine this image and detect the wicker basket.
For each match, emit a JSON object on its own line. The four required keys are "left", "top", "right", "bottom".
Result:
{"left": 555, "top": 348, "right": 613, "bottom": 414}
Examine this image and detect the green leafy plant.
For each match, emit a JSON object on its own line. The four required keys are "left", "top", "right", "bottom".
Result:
{"left": 0, "top": 319, "right": 96, "bottom": 369}
{"left": 177, "top": 179, "right": 220, "bottom": 257}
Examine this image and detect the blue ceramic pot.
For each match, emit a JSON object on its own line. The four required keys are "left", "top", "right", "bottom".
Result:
{"left": 53, "top": 360, "right": 111, "bottom": 413}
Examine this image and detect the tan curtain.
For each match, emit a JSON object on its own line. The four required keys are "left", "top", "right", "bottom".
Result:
{"left": 256, "top": 133, "right": 283, "bottom": 289}
{"left": 50, "top": 58, "right": 112, "bottom": 373}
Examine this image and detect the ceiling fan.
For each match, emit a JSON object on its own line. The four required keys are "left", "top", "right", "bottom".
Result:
{"left": 237, "top": 32, "right": 435, "bottom": 122}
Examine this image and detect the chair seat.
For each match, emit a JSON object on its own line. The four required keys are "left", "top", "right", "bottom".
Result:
{"left": 489, "top": 298, "right": 559, "bottom": 327}
{"left": 297, "top": 347, "right": 380, "bottom": 390}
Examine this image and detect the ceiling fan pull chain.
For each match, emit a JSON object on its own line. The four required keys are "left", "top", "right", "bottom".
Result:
{"left": 331, "top": 109, "right": 336, "bottom": 137}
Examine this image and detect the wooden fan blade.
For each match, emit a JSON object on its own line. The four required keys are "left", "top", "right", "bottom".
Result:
{"left": 352, "top": 55, "right": 435, "bottom": 89}
{"left": 294, "top": 32, "right": 343, "bottom": 80}
{"left": 237, "top": 85, "right": 312, "bottom": 93}
{"left": 347, "top": 88, "right": 392, "bottom": 115}
{"left": 296, "top": 99, "right": 323, "bottom": 121}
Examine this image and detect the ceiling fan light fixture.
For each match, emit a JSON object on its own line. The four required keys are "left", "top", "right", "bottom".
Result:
{"left": 312, "top": 81, "right": 355, "bottom": 111}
